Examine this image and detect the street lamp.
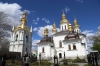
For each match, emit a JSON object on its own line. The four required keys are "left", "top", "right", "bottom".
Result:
{"left": 63, "top": 52, "right": 68, "bottom": 66}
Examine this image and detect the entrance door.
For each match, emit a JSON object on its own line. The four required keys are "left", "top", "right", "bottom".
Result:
{"left": 59, "top": 53, "right": 62, "bottom": 58}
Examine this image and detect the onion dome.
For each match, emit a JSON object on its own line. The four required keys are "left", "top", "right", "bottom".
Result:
{"left": 40, "top": 28, "right": 53, "bottom": 43}
{"left": 52, "top": 22, "right": 58, "bottom": 33}
{"left": 14, "top": 12, "right": 29, "bottom": 31}
{"left": 60, "top": 9, "right": 69, "bottom": 24}
{"left": 74, "top": 18, "right": 80, "bottom": 28}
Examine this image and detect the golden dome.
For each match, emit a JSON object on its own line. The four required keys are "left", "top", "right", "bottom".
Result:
{"left": 15, "top": 25, "right": 29, "bottom": 31}
{"left": 14, "top": 12, "right": 29, "bottom": 31}
{"left": 73, "top": 18, "right": 80, "bottom": 28}
{"left": 68, "top": 23, "right": 73, "bottom": 32}
{"left": 52, "top": 22, "right": 58, "bottom": 32}
{"left": 44, "top": 28, "right": 48, "bottom": 36}
{"left": 60, "top": 10, "right": 69, "bottom": 24}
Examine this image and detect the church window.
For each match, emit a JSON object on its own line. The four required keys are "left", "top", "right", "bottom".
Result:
{"left": 73, "top": 45, "right": 76, "bottom": 50}
{"left": 15, "top": 34, "right": 18, "bottom": 41}
{"left": 62, "top": 26, "right": 63, "bottom": 30}
{"left": 42, "top": 47, "right": 44, "bottom": 52}
{"left": 59, "top": 41, "right": 62, "bottom": 48}
{"left": 65, "top": 25, "right": 66, "bottom": 29}
{"left": 68, "top": 45, "right": 71, "bottom": 50}
{"left": 26, "top": 36, "right": 28, "bottom": 42}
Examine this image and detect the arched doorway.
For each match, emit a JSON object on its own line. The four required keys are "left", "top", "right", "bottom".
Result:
{"left": 59, "top": 53, "right": 62, "bottom": 58}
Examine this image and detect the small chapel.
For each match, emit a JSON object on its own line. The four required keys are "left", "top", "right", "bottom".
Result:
{"left": 37, "top": 12, "right": 88, "bottom": 60}
{"left": 9, "top": 12, "right": 33, "bottom": 57}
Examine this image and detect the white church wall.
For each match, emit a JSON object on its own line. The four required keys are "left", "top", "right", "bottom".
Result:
{"left": 63, "top": 40, "right": 86, "bottom": 59}
{"left": 53, "top": 35, "right": 66, "bottom": 48}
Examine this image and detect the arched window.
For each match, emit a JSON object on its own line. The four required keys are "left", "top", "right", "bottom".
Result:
{"left": 73, "top": 45, "right": 76, "bottom": 50}
{"left": 26, "top": 36, "right": 28, "bottom": 42}
{"left": 68, "top": 45, "right": 71, "bottom": 50}
{"left": 62, "top": 26, "right": 63, "bottom": 30}
{"left": 16, "top": 34, "right": 18, "bottom": 41}
{"left": 65, "top": 25, "right": 66, "bottom": 29}
{"left": 59, "top": 41, "right": 62, "bottom": 48}
{"left": 42, "top": 47, "right": 44, "bottom": 52}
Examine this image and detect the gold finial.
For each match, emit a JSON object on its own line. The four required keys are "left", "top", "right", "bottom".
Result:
{"left": 44, "top": 28, "right": 48, "bottom": 36}
{"left": 62, "top": 9, "right": 66, "bottom": 19}
{"left": 68, "top": 23, "right": 73, "bottom": 32}
{"left": 21, "top": 12, "right": 27, "bottom": 24}
{"left": 52, "top": 21, "right": 58, "bottom": 32}
{"left": 62, "top": 9, "right": 64, "bottom": 14}
{"left": 74, "top": 17, "right": 80, "bottom": 28}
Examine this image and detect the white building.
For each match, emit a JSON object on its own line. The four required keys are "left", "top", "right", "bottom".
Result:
{"left": 37, "top": 12, "right": 88, "bottom": 60}
{"left": 9, "top": 12, "right": 33, "bottom": 57}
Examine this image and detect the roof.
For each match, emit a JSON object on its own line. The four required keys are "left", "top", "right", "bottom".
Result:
{"left": 63, "top": 38, "right": 81, "bottom": 42}
{"left": 38, "top": 35, "right": 53, "bottom": 44}
{"left": 53, "top": 30, "right": 86, "bottom": 37}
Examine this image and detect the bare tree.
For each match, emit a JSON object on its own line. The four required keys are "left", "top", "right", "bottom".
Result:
{"left": 0, "top": 12, "right": 12, "bottom": 52}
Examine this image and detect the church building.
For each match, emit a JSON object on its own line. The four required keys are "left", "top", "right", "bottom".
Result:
{"left": 9, "top": 12, "right": 33, "bottom": 57}
{"left": 37, "top": 12, "right": 88, "bottom": 60}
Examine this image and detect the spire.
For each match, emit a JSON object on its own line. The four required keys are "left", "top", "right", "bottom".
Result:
{"left": 74, "top": 17, "right": 80, "bottom": 28}
{"left": 44, "top": 28, "right": 48, "bottom": 36}
{"left": 68, "top": 23, "right": 73, "bottom": 32}
{"left": 30, "top": 26, "right": 32, "bottom": 33}
{"left": 52, "top": 21, "right": 58, "bottom": 33}
{"left": 12, "top": 26, "right": 15, "bottom": 31}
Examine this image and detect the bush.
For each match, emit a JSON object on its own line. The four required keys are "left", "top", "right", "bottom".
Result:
{"left": 60, "top": 59, "right": 72, "bottom": 62}
{"left": 31, "top": 61, "right": 52, "bottom": 66}
{"left": 72, "top": 57, "right": 86, "bottom": 63}
{"left": 84, "top": 64, "right": 91, "bottom": 66}
{"left": 68, "top": 64, "right": 78, "bottom": 66}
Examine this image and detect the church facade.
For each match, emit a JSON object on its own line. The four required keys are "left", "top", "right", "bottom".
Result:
{"left": 37, "top": 12, "right": 88, "bottom": 60}
{"left": 9, "top": 12, "right": 33, "bottom": 57}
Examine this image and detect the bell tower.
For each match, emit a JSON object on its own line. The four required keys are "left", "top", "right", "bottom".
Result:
{"left": 9, "top": 12, "right": 33, "bottom": 57}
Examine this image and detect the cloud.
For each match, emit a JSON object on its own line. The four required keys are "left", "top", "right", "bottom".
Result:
{"left": 0, "top": 2, "right": 30, "bottom": 27}
{"left": 33, "top": 27, "right": 38, "bottom": 31}
{"left": 32, "top": 39, "right": 40, "bottom": 50}
{"left": 75, "top": 0, "right": 83, "bottom": 3}
{"left": 42, "top": 18, "right": 50, "bottom": 23}
{"left": 24, "top": 10, "right": 30, "bottom": 14}
{"left": 65, "top": 6, "right": 70, "bottom": 13}
{"left": 35, "top": 25, "right": 60, "bottom": 37}
{"left": 33, "top": 17, "right": 40, "bottom": 24}
{"left": 82, "top": 30, "right": 95, "bottom": 37}
{"left": 37, "top": 17, "right": 40, "bottom": 21}
{"left": 32, "top": 39, "right": 40, "bottom": 46}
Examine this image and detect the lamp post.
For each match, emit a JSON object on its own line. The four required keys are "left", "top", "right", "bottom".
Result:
{"left": 63, "top": 52, "right": 67, "bottom": 66}
{"left": 39, "top": 53, "right": 41, "bottom": 66}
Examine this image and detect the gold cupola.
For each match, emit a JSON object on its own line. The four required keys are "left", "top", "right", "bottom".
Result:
{"left": 52, "top": 22, "right": 58, "bottom": 33}
{"left": 14, "top": 12, "right": 29, "bottom": 31}
{"left": 73, "top": 18, "right": 80, "bottom": 28}
{"left": 44, "top": 28, "right": 48, "bottom": 36}
{"left": 68, "top": 23, "right": 73, "bottom": 32}
{"left": 60, "top": 10, "right": 69, "bottom": 24}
